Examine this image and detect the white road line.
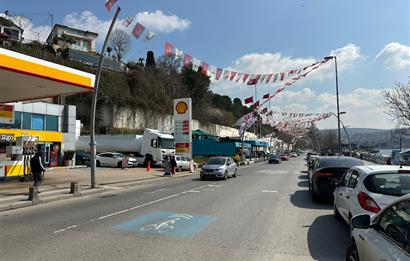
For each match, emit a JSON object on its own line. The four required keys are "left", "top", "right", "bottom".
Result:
{"left": 182, "top": 190, "right": 200, "bottom": 193}
{"left": 262, "top": 190, "right": 278, "bottom": 193}
{"left": 53, "top": 183, "right": 217, "bottom": 234}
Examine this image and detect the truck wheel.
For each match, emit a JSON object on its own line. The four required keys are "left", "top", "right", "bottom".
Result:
{"left": 177, "top": 166, "right": 182, "bottom": 172}
{"left": 144, "top": 155, "right": 153, "bottom": 167}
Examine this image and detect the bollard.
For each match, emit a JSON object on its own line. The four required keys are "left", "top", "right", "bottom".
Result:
{"left": 147, "top": 161, "right": 151, "bottom": 173}
{"left": 28, "top": 187, "right": 40, "bottom": 204}
{"left": 70, "top": 182, "right": 80, "bottom": 196}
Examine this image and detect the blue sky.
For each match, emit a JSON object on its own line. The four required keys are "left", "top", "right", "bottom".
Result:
{"left": 1, "top": 0, "right": 409, "bottom": 129}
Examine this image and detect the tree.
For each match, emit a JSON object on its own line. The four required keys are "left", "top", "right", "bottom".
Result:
{"left": 145, "top": 51, "right": 156, "bottom": 69}
{"left": 383, "top": 81, "right": 410, "bottom": 127}
{"left": 109, "top": 29, "right": 131, "bottom": 61}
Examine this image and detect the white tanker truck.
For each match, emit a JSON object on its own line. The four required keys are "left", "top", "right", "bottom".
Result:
{"left": 75, "top": 128, "right": 175, "bottom": 166}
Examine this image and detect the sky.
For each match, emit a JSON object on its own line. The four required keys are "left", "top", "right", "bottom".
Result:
{"left": 1, "top": 0, "right": 409, "bottom": 130}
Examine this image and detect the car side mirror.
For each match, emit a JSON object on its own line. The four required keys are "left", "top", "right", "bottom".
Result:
{"left": 351, "top": 214, "right": 371, "bottom": 229}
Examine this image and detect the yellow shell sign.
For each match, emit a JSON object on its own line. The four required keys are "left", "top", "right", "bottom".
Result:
{"left": 175, "top": 101, "right": 188, "bottom": 114}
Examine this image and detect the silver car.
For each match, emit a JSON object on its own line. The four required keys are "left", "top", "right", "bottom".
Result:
{"left": 346, "top": 194, "right": 410, "bottom": 261}
{"left": 200, "top": 157, "right": 237, "bottom": 180}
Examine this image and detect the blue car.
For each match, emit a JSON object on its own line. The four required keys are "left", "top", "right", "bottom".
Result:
{"left": 268, "top": 154, "right": 281, "bottom": 164}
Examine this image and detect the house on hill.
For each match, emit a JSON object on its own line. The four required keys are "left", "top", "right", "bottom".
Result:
{"left": 0, "top": 17, "right": 24, "bottom": 45}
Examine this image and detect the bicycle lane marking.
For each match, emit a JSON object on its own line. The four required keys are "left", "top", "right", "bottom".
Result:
{"left": 112, "top": 211, "right": 217, "bottom": 238}
{"left": 53, "top": 183, "right": 217, "bottom": 234}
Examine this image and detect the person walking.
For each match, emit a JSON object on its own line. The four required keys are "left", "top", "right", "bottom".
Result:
{"left": 30, "top": 150, "right": 45, "bottom": 187}
{"left": 170, "top": 156, "right": 177, "bottom": 175}
{"left": 163, "top": 156, "right": 172, "bottom": 176}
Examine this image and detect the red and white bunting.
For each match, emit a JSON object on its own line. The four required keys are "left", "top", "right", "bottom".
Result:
{"left": 132, "top": 23, "right": 145, "bottom": 39}
{"left": 105, "top": 0, "right": 118, "bottom": 12}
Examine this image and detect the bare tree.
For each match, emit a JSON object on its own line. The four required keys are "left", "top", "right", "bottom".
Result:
{"left": 109, "top": 29, "right": 131, "bottom": 62}
{"left": 384, "top": 81, "right": 410, "bottom": 127}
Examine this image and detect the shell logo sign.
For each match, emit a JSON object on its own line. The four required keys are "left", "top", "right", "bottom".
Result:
{"left": 173, "top": 98, "right": 192, "bottom": 158}
{"left": 175, "top": 101, "right": 188, "bottom": 114}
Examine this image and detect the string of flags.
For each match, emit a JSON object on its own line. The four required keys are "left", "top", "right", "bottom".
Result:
{"left": 163, "top": 42, "right": 330, "bottom": 86}
{"left": 105, "top": 0, "right": 156, "bottom": 43}
{"left": 243, "top": 58, "right": 330, "bottom": 106}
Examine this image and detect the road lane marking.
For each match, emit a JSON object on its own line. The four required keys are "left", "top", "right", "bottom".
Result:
{"left": 262, "top": 190, "right": 278, "bottom": 193}
{"left": 54, "top": 183, "right": 217, "bottom": 234}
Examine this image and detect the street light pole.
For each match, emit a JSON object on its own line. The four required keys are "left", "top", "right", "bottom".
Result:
{"left": 89, "top": 7, "right": 121, "bottom": 189}
{"left": 330, "top": 112, "right": 351, "bottom": 156}
{"left": 325, "top": 56, "right": 341, "bottom": 153}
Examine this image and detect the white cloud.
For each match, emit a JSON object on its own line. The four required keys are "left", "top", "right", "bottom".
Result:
{"left": 61, "top": 10, "right": 191, "bottom": 45}
{"left": 0, "top": 13, "right": 51, "bottom": 42}
{"left": 135, "top": 10, "right": 191, "bottom": 33}
{"left": 211, "top": 43, "right": 363, "bottom": 95}
{"left": 63, "top": 11, "right": 112, "bottom": 44}
{"left": 375, "top": 42, "right": 410, "bottom": 70}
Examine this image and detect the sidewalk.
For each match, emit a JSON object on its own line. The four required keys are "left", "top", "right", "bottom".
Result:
{"left": 0, "top": 166, "right": 194, "bottom": 212}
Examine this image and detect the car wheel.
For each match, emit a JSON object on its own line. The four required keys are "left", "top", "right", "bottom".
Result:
{"left": 200, "top": 176, "right": 205, "bottom": 181}
{"left": 345, "top": 242, "right": 359, "bottom": 261}
{"left": 233, "top": 169, "right": 237, "bottom": 178}
{"left": 311, "top": 184, "right": 319, "bottom": 202}
{"left": 223, "top": 171, "right": 228, "bottom": 180}
{"left": 117, "top": 161, "right": 122, "bottom": 168}
{"left": 96, "top": 160, "right": 101, "bottom": 167}
{"left": 177, "top": 166, "right": 182, "bottom": 172}
{"left": 333, "top": 203, "right": 342, "bottom": 220}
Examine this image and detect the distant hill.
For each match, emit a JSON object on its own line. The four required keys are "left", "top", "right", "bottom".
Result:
{"left": 319, "top": 128, "right": 410, "bottom": 149}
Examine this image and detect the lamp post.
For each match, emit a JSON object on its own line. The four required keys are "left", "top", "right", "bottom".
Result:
{"left": 324, "top": 56, "right": 341, "bottom": 153}
{"left": 89, "top": 7, "right": 121, "bottom": 189}
{"left": 330, "top": 111, "right": 351, "bottom": 156}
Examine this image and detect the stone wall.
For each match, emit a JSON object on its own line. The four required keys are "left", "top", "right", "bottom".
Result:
{"left": 98, "top": 105, "right": 256, "bottom": 139}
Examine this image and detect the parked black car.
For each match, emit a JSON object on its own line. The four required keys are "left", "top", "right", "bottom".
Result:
{"left": 309, "top": 156, "right": 363, "bottom": 201}
{"left": 75, "top": 151, "right": 91, "bottom": 166}
{"left": 268, "top": 154, "right": 281, "bottom": 164}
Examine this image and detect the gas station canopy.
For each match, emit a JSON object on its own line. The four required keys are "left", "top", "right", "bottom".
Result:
{"left": 0, "top": 47, "right": 95, "bottom": 103}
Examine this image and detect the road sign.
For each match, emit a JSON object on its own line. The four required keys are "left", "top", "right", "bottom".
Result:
{"left": 174, "top": 98, "right": 192, "bottom": 158}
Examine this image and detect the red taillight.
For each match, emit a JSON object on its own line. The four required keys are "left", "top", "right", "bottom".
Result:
{"left": 358, "top": 192, "right": 381, "bottom": 213}
{"left": 315, "top": 172, "right": 334, "bottom": 177}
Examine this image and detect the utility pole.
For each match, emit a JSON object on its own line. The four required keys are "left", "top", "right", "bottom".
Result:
{"left": 90, "top": 7, "right": 121, "bottom": 189}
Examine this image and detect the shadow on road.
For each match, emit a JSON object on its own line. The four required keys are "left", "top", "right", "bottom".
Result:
{"left": 297, "top": 180, "right": 309, "bottom": 188}
{"left": 307, "top": 214, "right": 350, "bottom": 261}
{"left": 300, "top": 170, "right": 308, "bottom": 174}
{"left": 290, "top": 190, "right": 332, "bottom": 210}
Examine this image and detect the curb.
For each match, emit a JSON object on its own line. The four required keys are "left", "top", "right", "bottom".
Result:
{"left": 0, "top": 172, "right": 194, "bottom": 212}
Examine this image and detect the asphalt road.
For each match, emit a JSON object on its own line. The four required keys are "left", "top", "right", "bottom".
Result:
{"left": 0, "top": 157, "right": 350, "bottom": 261}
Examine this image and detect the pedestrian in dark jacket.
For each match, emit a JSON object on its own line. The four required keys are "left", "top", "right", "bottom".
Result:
{"left": 170, "top": 156, "right": 177, "bottom": 175}
{"left": 30, "top": 151, "right": 45, "bottom": 187}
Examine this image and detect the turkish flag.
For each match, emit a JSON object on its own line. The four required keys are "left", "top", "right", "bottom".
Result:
{"left": 164, "top": 42, "right": 173, "bottom": 57}
{"left": 279, "top": 72, "right": 285, "bottom": 81}
{"left": 216, "top": 68, "right": 223, "bottom": 80}
{"left": 242, "top": 73, "right": 249, "bottom": 83}
{"left": 263, "top": 93, "right": 269, "bottom": 99}
{"left": 132, "top": 23, "right": 145, "bottom": 39}
{"left": 230, "top": 71, "right": 237, "bottom": 81}
{"left": 105, "top": 0, "right": 118, "bottom": 11}
{"left": 253, "top": 100, "right": 259, "bottom": 108}
{"left": 244, "top": 96, "right": 253, "bottom": 104}
{"left": 201, "top": 62, "right": 208, "bottom": 75}
{"left": 183, "top": 53, "right": 192, "bottom": 68}
{"left": 261, "top": 107, "right": 268, "bottom": 114}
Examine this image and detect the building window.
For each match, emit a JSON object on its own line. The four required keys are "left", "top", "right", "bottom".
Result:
{"left": 31, "top": 114, "right": 44, "bottom": 130}
{"left": 13, "top": 111, "right": 22, "bottom": 129}
{"left": 46, "top": 115, "right": 58, "bottom": 132}
{"left": 23, "top": 112, "right": 31, "bottom": 129}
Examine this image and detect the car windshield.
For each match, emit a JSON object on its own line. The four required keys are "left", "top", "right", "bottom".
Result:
{"left": 114, "top": 153, "right": 124, "bottom": 157}
{"left": 364, "top": 173, "right": 410, "bottom": 196}
{"left": 319, "top": 158, "right": 363, "bottom": 168}
{"left": 207, "top": 158, "right": 226, "bottom": 165}
{"left": 158, "top": 138, "right": 175, "bottom": 149}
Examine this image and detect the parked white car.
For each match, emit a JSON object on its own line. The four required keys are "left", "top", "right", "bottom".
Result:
{"left": 175, "top": 155, "right": 191, "bottom": 172}
{"left": 96, "top": 152, "right": 138, "bottom": 168}
{"left": 334, "top": 165, "right": 410, "bottom": 229}
{"left": 346, "top": 194, "right": 410, "bottom": 261}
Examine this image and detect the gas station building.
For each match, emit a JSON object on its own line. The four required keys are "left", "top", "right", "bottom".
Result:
{"left": 0, "top": 47, "right": 95, "bottom": 177}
